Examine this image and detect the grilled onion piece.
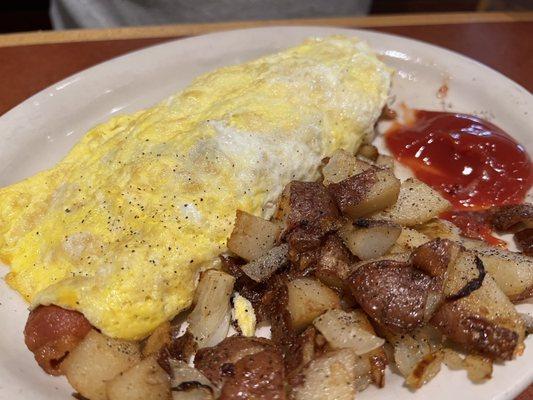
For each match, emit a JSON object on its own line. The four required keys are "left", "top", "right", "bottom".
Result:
{"left": 386, "top": 325, "right": 443, "bottom": 389}
{"left": 419, "top": 218, "right": 463, "bottom": 242}
{"left": 442, "top": 349, "right": 493, "bottom": 383}
{"left": 291, "top": 349, "right": 358, "bottom": 400}
{"left": 169, "top": 359, "right": 216, "bottom": 400}
{"left": 313, "top": 309, "right": 385, "bottom": 354}
{"left": 240, "top": 243, "right": 289, "bottom": 282}
{"left": 187, "top": 270, "right": 235, "bottom": 348}
{"left": 405, "top": 351, "right": 444, "bottom": 389}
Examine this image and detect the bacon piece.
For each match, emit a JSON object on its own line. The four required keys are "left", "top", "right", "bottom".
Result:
{"left": 24, "top": 305, "right": 92, "bottom": 375}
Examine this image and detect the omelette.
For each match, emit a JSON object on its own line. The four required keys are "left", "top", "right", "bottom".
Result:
{"left": 0, "top": 36, "right": 391, "bottom": 340}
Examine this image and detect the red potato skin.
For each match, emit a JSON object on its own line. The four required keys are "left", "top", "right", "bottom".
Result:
{"left": 219, "top": 349, "right": 286, "bottom": 400}
{"left": 285, "top": 326, "right": 318, "bottom": 375}
{"left": 313, "top": 234, "right": 357, "bottom": 290}
{"left": 195, "top": 336, "right": 272, "bottom": 386}
{"left": 431, "top": 301, "right": 519, "bottom": 360}
{"left": 24, "top": 305, "right": 92, "bottom": 375}
{"left": 515, "top": 228, "right": 533, "bottom": 256}
{"left": 281, "top": 181, "right": 342, "bottom": 255}
{"left": 283, "top": 181, "right": 341, "bottom": 236}
{"left": 261, "top": 277, "right": 296, "bottom": 354}
{"left": 410, "top": 238, "right": 457, "bottom": 278}
{"left": 195, "top": 336, "right": 286, "bottom": 400}
{"left": 490, "top": 204, "right": 533, "bottom": 232}
{"left": 347, "top": 261, "right": 437, "bottom": 334}
{"left": 326, "top": 169, "right": 376, "bottom": 214}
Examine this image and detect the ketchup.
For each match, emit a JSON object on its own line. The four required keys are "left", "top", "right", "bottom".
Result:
{"left": 386, "top": 110, "right": 533, "bottom": 245}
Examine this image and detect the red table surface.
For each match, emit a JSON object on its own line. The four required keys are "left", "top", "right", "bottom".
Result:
{"left": 0, "top": 22, "right": 531, "bottom": 116}
{"left": 0, "top": 20, "right": 531, "bottom": 399}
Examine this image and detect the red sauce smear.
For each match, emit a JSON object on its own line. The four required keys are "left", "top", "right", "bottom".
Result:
{"left": 386, "top": 110, "right": 533, "bottom": 245}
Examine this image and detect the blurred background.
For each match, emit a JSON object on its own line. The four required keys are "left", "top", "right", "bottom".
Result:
{"left": 0, "top": 0, "right": 532, "bottom": 33}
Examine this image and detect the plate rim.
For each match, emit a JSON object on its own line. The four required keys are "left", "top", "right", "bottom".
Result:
{"left": 0, "top": 25, "right": 531, "bottom": 400}
{"left": 1, "top": 25, "right": 531, "bottom": 121}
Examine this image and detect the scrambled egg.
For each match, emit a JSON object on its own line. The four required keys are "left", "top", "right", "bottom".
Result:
{"left": 0, "top": 36, "right": 391, "bottom": 340}
{"left": 232, "top": 293, "right": 256, "bottom": 337}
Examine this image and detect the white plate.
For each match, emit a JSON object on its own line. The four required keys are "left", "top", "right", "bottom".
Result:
{"left": 0, "top": 27, "right": 531, "bottom": 400}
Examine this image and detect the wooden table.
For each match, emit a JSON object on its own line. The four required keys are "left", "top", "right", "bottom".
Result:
{"left": 0, "top": 11, "right": 532, "bottom": 116}
{"left": 0, "top": 10, "right": 531, "bottom": 399}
